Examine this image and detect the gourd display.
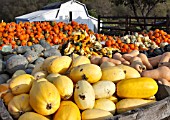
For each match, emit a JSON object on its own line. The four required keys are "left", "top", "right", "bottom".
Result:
{"left": 0, "top": 20, "right": 170, "bottom": 120}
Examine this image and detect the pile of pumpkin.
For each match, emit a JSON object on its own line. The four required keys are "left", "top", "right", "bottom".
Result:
{"left": 1, "top": 51, "right": 167, "bottom": 120}
{"left": 1, "top": 20, "right": 170, "bottom": 57}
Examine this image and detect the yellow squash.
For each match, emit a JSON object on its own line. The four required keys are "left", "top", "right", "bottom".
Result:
{"left": 47, "top": 56, "right": 72, "bottom": 74}
{"left": 74, "top": 80, "right": 95, "bottom": 110}
{"left": 70, "top": 64, "right": 102, "bottom": 83}
{"left": 53, "top": 101, "right": 81, "bottom": 120}
{"left": 29, "top": 81, "right": 60, "bottom": 115}
{"left": 116, "top": 98, "right": 155, "bottom": 113}
{"left": 117, "top": 77, "right": 158, "bottom": 98}
{"left": 31, "top": 62, "right": 44, "bottom": 75}
{"left": 117, "top": 64, "right": 141, "bottom": 79}
{"left": 92, "top": 81, "right": 116, "bottom": 99}
{"left": 18, "top": 112, "right": 49, "bottom": 120}
{"left": 9, "top": 74, "right": 35, "bottom": 95}
{"left": 69, "top": 56, "right": 91, "bottom": 70}
{"left": 46, "top": 73, "right": 61, "bottom": 82}
{"left": 43, "top": 56, "right": 59, "bottom": 71}
{"left": 82, "top": 109, "right": 113, "bottom": 120}
{"left": 94, "top": 99, "right": 116, "bottom": 114}
{"left": 52, "top": 75, "right": 73, "bottom": 100}
{"left": 8, "top": 94, "right": 32, "bottom": 118}
{"left": 101, "top": 66, "right": 125, "bottom": 82}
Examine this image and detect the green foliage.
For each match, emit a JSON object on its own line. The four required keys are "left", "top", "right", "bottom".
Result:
{"left": 0, "top": 0, "right": 170, "bottom": 22}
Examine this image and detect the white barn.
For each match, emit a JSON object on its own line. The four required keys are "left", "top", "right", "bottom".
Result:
{"left": 15, "top": 0, "right": 98, "bottom": 32}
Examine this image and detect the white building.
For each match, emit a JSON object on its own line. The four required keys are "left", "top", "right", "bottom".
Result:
{"left": 15, "top": 0, "right": 98, "bottom": 32}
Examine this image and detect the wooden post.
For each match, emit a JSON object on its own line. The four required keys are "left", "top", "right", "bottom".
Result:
{"left": 69, "top": 11, "right": 72, "bottom": 22}
{"left": 125, "top": 15, "right": 129, "bottom": 34}
{"left": 166, "top": 15, "right": 169, "bottom": 33}
{"left": 98, "top": 15, "right": 101, "bottom": 34}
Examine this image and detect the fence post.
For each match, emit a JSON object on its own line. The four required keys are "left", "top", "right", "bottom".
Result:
{"left": 98, "top": 15, "right": 101, "bottom": 34}
{"left": 125, "top": 15, "right": 129, "bottom": 34}
{"left": 166, "top": 15, "right": 169, "bottom": 33}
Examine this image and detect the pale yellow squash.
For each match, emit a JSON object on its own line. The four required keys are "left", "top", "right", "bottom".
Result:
{"left": 52, "top": 75, "right": 73, "bottom": 100}
{"left": 43, "top": 56, "right": 59, "bottom": 72}
{"left": 92, "top": 81, "right": 116, "bottom": 99}
{"left": 9, "top": 74, "right": 35, "bottom": 95}
{"left": 116, "top": 98, "right": 155, "bottom": 113}
{"left": 47, "top": 56, "right": 72, "bottom": 74}
{"left": 117, "top": 64, "right": 141, "bottom": 79}
{"left": 70, "top": 64, "right": 102, "bottom": 83}
{"left": 12, "top": 70, "right": 26, "bottom": 78}
{"left": 82, "top": 109, "right": 113, "bottom": 120}
{"left": 8, "top": 94, "right": 32, "bottom": 118}
{"left": 46, "top": 73, "right": 61, "bottom": 82}
{"left": 69, "top": 56, "right": 91, "bottom": 70}
{"left": 31, "top": 62, "right": 44, "bottom": 75}
{"left": 94, "top": 99, "right": 116, "bottom": 114}
{"left": 74, "top": 80, "right": 95, "bottom": 110}
{"left": 101, "top": 66, "right": 125, "bottom": 82}
{"left": 53, "top": 101, "right": 81, "bottom": 120}
{"left": 18, "top": 112, "right": 49, "bottom": 120}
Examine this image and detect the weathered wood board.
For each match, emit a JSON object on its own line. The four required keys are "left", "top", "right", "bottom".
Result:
{"left": 112, "top": 96, "right": 170, "bottom": 120}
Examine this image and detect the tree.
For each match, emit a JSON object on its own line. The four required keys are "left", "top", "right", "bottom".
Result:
{"left": 111, "top": 0, "right": 167, "bottom": 17}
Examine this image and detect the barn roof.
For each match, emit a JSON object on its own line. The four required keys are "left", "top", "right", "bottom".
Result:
{"left": 42, "top": 1, "right": 65, "bottom": 10}
{"left": 15, "top": 9, "right": 59, "bottom": 21}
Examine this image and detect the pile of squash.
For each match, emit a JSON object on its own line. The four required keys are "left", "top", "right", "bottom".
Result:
{"left": 1, "top": 20, "right": 170, "bottom": 56}
{"left": 0, "top": 54, "right": 160, "bottom": 120}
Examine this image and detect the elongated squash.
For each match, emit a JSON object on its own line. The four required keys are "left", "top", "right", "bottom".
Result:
{"left": 47, "top": 56, "right": 72, "bottom": 74}
{"left": 117, "top": 64, "right": 141, "bottom": 79}
{"left": 19, "top": 112, "right": 49, "bottom": 120}
{"left": 74, "top": 80, "right": 95, "bottom": 110}
{"left": 8, "top": 94, "right": 32, "bottom": 118}
{"left": 29, "top": 81, "right": 60, "bottom": 115}
{"left": 9, "top": 74, "right": 35, "bottom": 95}
{"left": 53, "top": 101, "right": 81, "bottom": 120}
{"left": 116, "top": 99, "right": 155, "bottom": 113}
{"left": 94, "top": 99, "right": 116, "bottom": 114}
{"left": 101, "top": 66, "right": 125, "bottom": 82}
{"left": 117, "top": 77, "right": 158, "bottom": 98}
{"left": 92, "top": 81, "right": 116, "bottom": 99}
{"left": 82, "top": 109, "right": 113, "bottom": 120}
{"left": 70, "top": 64, "right": 102, "bottom": 83}
{"left": 69, "top": 56, "right": 91, "bottom": 70}
{"left": 52, "top": 75, "right": 73, "bottom": 100}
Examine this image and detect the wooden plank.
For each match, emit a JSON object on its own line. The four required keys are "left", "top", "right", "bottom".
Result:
{"left": 101, "top": 21, "right": 126, "bottom": 24}
{"left": 112, "top": 96, "right": 170, "bottom": 120}
{"left": 0, "top": 99, "right": 13, "bottom": 120}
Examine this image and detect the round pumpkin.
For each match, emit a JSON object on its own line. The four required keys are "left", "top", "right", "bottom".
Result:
{"left": 29, "top": 81, "right": 60, "bottom": 115}
{"left": 53, "top": 101, "right": 81, "bottom": 120}
{"left": 18, "top": 112, "right": 49, "bottom": 120}
{"left": 8, "top": 94, "right": 32, "bottom": 118}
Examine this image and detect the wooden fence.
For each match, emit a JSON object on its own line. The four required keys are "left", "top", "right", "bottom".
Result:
{"left": 98, "top": 15, "right": 170, "bottom": 36}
